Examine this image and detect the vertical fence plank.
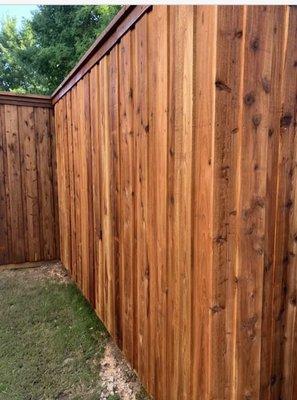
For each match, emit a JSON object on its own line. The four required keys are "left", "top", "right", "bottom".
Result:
{"left": 278, "top": 7, "right": 297, "bottom": 400}
{"left": 97, "top": 62, "right": 106, "bottom": 322}
{"left": 108, "top": 45, "right": 122, "bottom": 343}
{"left": 50, "top": 108, "right": 59, "bottom": 259}
{"left": 90, "top": 65, "right": 103, "bottom": 317}
{"left": 176, "top": 7, "right": 193, "bottom": 400}
{"left": 211, "top": 6, "right": 246, "bottom": 400}
{"left": 259, "top": 7, "right": 287, "bottom": 399}
{"left": 78, "top": 74, "right": 93, "bottom": 301}
{"left": 167, "top": 7, "right": 177, "bottom": 398}
{"left": 146, "top": 7, "right": 169, "bottom": 397}
{"left": 119, "top": 31, "right": 135, "bottom": 364}
{"left": 77, "top": 77, "right": 88, "bottom": 297}
{"left": 35, "top": 107, "right": 56, "bottom": 260}
{"left": 99, "top": 57, "right": 114, "bottom": 333}
{"left": 165, "top": 6, "right": 193, "bottom": 400}
{"left": 134, "top": 14, "right": 150, "bottom": 387}
{"left": 55, "top": 101, "right": 63, "bottom": 264}
{"left": 0, "top": 106, "right": 9, "bottom": 264}
{"left": 56, "top": 99, "right": 66, "bottom": 267}
{"left": 4, "top": 105, "right": 25, "bottom": 263}
{"left": 65, "top": 92, "right": 75, "bottom": 279}
{"left": 73, "top": 83, "right": 83, "bottom": 289}
{"left": 18, "top": 106, "right": 41, "bottom": 261}
{"left": 191, "top": 6, "right": 217, "bottom": 400}
{"left": 85, "top": 74, "right": 94, "bottom": 304}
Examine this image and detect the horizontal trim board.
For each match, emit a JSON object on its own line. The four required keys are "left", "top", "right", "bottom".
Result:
{"left": 0, "top": 92, "right": 53, "bottom": 108}
{"left": 52, "top": 5, "right": 151, "bottom": 104}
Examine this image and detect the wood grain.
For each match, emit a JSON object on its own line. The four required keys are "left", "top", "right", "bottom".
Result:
{"left": 0, "top": 102, "right": 58, "bottom": 264}
{"left": 53, "top": 5, "right": 297, "bottom": 400}
{"left": 19, "top": 106, "right": 41, "bottom": 261}
{"left": 119, "top": 30, "right": 135, "bottom": 364}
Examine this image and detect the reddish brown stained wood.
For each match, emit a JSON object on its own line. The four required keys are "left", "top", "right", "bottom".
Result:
{"left": 89, "top": 65, "right": 102, "bottom": 317}
{"left": 97, "top": 63, "right": 106, "bottom": 322}
{"left": 99, "top": 57, "right": 114, "bottom": 334}
{"left": 235, "top": 7, "right": 279, "bottom": 399}
{"left": 34, "top": 107, "right": 57, "bottom": 261}
{"left": 167, "top": 7, "right": 193, "bottom": 400}
{"left": 0, "top": 101, "right": 57, "bottom": 264}
{"left": 191, "top": 6, "right": 217, "bottom": 400}
{"left": 277, "top": 7, "right": 297, "bottom": 400}
{"left": 64, "top": 93, "right": 73, "bottom": 277}
{"left": 50, "top": 108, "right": 60, "bottom": 259}
{"left": 118, "top": 30, "right": 135, "bottom": 365}
{"left": 0, "top": 106, "right": 9, "bottom": 264}
{"left": 147, "top": 6, "right": 169, "bottom": 398}
{"left": 52, "top": 6, "right": 151, "bottom": 104}
{"left": 4, "top": 105, "right": 25, "bottom": 263}
{"left": 166, "top": 6, "right": 177, "bottom": 399}
{"left": 108, "top": 45, "right": 122, "bottom": 344}
{"left": 97, "top": 61, "right": 107, "bottom": 324}
{"left": 259, "top": 7, "right": 287, "bottom": 399}
{"left": 76, "top": 80, "right": 86, "bottom": 292}
{"left": 0, "top": 92, "right": 52, "bottom": 108}
{"left": 78, "top": 74, "right": 92, "bottom": 301}
{"left": 54, "top": 101, "right": 63, "bottom": 264}
{"left": 52, "top": 5, "right": 297, "bottom": 400}
{"left": 57, "top": 97, "right": 70, "bottom": 269}
{"left": 18, "top": 106, "right": 41, "bottom": 261}
{"left": 134, "top": 14, "right": 150, "bottom": 387}
{"left": 65, "top": 94, "right": 75, "bottom": 280}
{"left": 71, "top": 85, "right": 82, "bottom": 288}
{"left": 84, "top": 74, "right": 94, "bottom": 305}
{"left": 210, "top": 6, "right": 245, "bottom": 400}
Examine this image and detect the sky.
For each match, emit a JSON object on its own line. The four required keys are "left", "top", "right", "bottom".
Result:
{"left": 0, "top": 5, "right": 37, "bottom": 28}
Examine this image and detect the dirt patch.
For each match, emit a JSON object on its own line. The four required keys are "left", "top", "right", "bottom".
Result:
{"left": 99, "top": 341, "right": 147, "bottom": 400}
{"left": 0, "top": 260, "right": 68, "bottom": 284}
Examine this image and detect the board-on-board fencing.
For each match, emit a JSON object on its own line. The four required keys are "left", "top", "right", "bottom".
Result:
{"left": 53, "top": 5, "right": 297, "bottom": 399}
{"left": 1, "top": 5, "right": 297, "bottom": 400}
{"left": 0, "top": 92, "right": 59, "bottom": 264}
{"left": 53, "top": 5, "right": 297, "bottom": 400}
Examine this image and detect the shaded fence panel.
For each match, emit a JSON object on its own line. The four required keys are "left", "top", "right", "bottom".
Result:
{"left": 0, "top": 94, "right": 59, "bottom": 264}
{"left": 54, "top": 5, "right": 297, "bottom": 400}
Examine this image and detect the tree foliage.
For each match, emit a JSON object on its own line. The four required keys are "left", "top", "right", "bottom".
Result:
{"left": 0, "top": 5, "right": 121, "bottom": 94}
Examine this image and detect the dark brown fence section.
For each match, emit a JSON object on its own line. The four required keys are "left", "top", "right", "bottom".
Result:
{"left": 54, "top": 5, "right": 297, "bottom": 400}
{"left": 0, "top": 92, "right": 59, "bottom": 264}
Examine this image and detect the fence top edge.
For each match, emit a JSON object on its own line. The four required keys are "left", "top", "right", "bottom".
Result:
{"left": 0, "top": 91, "right": 52, "bottom": 100}
{"left": 0, "top": 6, "right": 151, "bottom": 107}
{"left": 0, "top": 92, "right": 53, "bottom": 108}
{"left": 51, "top": 5, "right": 151, "bottom": 105}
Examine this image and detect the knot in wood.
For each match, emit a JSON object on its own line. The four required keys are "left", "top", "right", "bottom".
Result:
{"left": 252, "top": 114, "right": 262, "bottom": 129}
{"left": 262, "top": 77, "right": 271, "bottom": 93}
{"left": 215, "top": 80, "right": 231, "bottom": 93}
{"left": 251, "top": 37, "right": 260, "bottom": 51}
{"left": 280, "top": 113, "right": 292, "bottom": 128}
{"left": 210, "top": 304, "right": 224, "bottom": 314}
{"left": 244, "top": 92, "right": 255, "bottom": 106}
{"left": 234, "top": 30, "right": 243, "bottom": 39}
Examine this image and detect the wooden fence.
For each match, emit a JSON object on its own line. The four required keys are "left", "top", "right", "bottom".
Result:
{"left": 11, "top": 4, "right": 296, "bottom": 400}
{"left": 0, "top": 92, "right": 59, "bottom": 264}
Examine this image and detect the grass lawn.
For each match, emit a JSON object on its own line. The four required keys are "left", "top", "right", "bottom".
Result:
{"left": 0, "top": 263, "right": 149, "bottom": 400}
